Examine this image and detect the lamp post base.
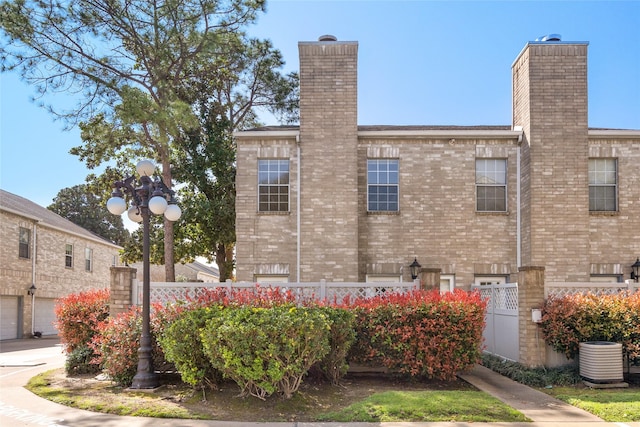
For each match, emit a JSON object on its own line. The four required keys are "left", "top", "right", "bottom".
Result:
{"left": 129, "top": 343, "right": 159, "bottom": 389}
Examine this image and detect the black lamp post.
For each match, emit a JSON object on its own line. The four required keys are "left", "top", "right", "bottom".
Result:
{"left": 106, "top": 160, "right": 181, "bottom": 389}
{"left": 631, "top": 258, "right": 640, "bottom": 283}
{"left": 409, "top": 258, "right": 421, "bottom": 280}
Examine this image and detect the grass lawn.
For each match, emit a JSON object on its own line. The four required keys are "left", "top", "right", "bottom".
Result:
{"left": 544, "top": 386, "right": 640, "bottom": 422}
{"left": 26, "top": 369, "right": 528, "bottom": 423}
{"left": 316, "top": 390, "right": 528, "bottom": 422}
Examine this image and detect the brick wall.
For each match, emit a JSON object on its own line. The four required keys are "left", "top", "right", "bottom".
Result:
{"left": 235, "top": 37, "right": 640, "bottom": 287}
{"left": 0, "top": 210, "right": 119, "bottom": 337}
{"left": 514, "top": 42, "right": 590, "bottom": 282}
{"left": 298, "top": 39, "right": 360, "bottom": 281}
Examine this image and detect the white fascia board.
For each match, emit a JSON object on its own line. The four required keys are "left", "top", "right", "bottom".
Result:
{"left": 233, "top": 130, "right": 299, "bottom": 139}
{"left": 589, "top": 129, "right": 640, "bottom": 139}
{"left": 358, "top": 130, "right": 522, "bottom": 139}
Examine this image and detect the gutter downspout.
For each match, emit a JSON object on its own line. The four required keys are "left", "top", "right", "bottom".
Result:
{"left": 31, "top": 222, "right": 38, "bottom": 336}
{"left": 515, "top": 128, "right": 523, "bottom": 269}
{"left": 296, "top": 133, "right": 301, "bottom": 282}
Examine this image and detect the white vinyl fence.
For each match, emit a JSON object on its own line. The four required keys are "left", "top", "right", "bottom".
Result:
{"left": 471, "top": 280, "right": 640, "bottom": 363}
{"left": 471, "top": 283, "right": 519, "bottom": 361}
{"left": 545, "top": 281, "right": 639, "bottom": 299}
{"left": 133, "top": 279, "right": 420, "bottom": 306}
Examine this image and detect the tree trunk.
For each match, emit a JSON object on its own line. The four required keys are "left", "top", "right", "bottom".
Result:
{"left": 164, "top": 219, "right": 176, "bottom": 282}
{"left": 161, "top": 157, "right": 176, "bottom": 282}
{"left": 216, "top": 242, "right": 235, "bottom": 282}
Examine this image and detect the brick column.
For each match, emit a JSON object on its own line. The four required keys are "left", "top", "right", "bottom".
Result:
{"left": 419, "top": 268, "right": 441, "bottom": 291}
{"left": 518, "top": 266, "right": 546, "bottom": 367}
{"left": 110, "top": 266, "right": 136, "bottom": 318}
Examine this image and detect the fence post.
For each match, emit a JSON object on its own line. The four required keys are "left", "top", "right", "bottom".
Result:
{"left": 320, "top": 279, "right": 326, "bottom": 300}
{"left": 518, "top": 266, "right": 546, "bottom": 367}
{"left": 109, "top": 266, "right": 136, "bottom": 318}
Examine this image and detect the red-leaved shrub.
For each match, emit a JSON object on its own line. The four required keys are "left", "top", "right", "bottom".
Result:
{"left": 349, "top": 289, "right": 486, "bottom": 380}
{"left": 541, "top": 292, "right": 640, "bottom": 360}
{"left": 54, "top": 288, "right": 110, "bottom": 353}
{"left": 90, "top": 303, "right": 179, "bottom": 387}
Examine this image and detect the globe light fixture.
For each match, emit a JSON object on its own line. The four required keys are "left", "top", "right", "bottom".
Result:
{"left": 106, "top": 159, "right": 181, "bottom": 389}
{"left": 106, "top": 194, "right": 127, "bottom": 216}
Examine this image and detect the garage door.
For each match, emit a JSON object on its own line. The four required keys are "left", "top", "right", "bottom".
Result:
{"left": 1, "top": 296, "right": 20, "bottom": 340}
{"left": 34, "top": 298, "right": 58, "bottom": 336}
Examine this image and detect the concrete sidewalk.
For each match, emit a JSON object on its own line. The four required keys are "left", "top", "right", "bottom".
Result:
{"left": 459, "top": 364, "right": 603, "bottom": 423}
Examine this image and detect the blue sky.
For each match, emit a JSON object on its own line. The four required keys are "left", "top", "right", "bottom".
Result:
{"left": 1, "top": 0, "right": 639, "bottom": 208}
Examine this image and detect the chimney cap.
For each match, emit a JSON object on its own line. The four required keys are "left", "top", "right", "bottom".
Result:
{"left": 318, "top": 34, "right": 337, "bottom": 42}
{"left": 535, "top": 34, "right": 562, "bottom": 42}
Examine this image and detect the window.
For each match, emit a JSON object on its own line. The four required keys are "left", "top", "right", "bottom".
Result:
{"left": 367, "top": 159, "right": 399, "bottom": 212}
{"left": 589, "top": 158, "right": 617, "bottom": 211}
{"left": 476, "top": 159, "right": 507, "bottom": 212}
{"left": 85, "top": 248, "right": 93, "bottom": 272}
{"left": 440, "top": 275, "right": 455, "bottom": 293}
{"left": 258, "top": 159, "right": 289, "bottom": 212}
{"left": 255, "top": 275, "right": 289, "bottom": 283}
{"left": 590, "top": 275, "right": 622, "bottom": 283}
{"left": 474, "top": 276, "right": 507, "bottom": 286}
{"left": 19, "top": 227, "right": 30, "bottom": 259}
{"left": 65, "top": 244, "right": 73, "bottom": 268}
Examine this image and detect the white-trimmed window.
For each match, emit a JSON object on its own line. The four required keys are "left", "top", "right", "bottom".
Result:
{"left": 474, "top": 276, "right": 507, "bottom": 286}
{"left": 85, "top": 248, "right": 93, "bottom": 272}
{"left": 19, "top": 227, "right": 30, "bottom": 259}
{"left": 440, "top": 275, "right": 455, "bottom": 293}
{"left": 590, "top": 275, "right": 621, "bottom": 283}
{"left": 65, "top": 244, "right": 73, "bottom": 268}
{"left": 255, "top": 275, "right": 289, "bottom": 283}
{"left": 366, "top": 275, "right": 402, "bottom": 283}
{"left": 258, "top": 159, "right": 289, "bottom": 212}
{"left": 589, "top": 158, "right": 617, "bottom": 212}
{"left": 476, "top": 159, "right": 507, "bottom": 212}
{"left": 367, "top": 159, "right": 399, "bottom": 212}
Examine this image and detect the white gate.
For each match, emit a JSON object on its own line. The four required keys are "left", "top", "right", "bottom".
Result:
{"left": 472, "top": 282, "right": 519, "bottom": 361}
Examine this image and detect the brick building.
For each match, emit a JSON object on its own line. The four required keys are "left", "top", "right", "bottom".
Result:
{"left": 0, "top": 190, "right": 122, "bottom": 339}
{"left": 235, "top": 35, "right": 640, "bottom": 289}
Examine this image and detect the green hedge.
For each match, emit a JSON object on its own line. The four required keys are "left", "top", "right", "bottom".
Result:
{"left": 159, "top": 306, "right": 223, "bottom": 389}
{"left": 201, "top": 305, "right": 331, "bottom": 399}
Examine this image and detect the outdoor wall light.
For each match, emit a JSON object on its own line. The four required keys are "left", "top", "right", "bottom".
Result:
{"left": 631, "top": 258, "right": 640, "bottom": 283}
{"left": 27, "top": 284, "right": 36, "bottom": 296}
{"left": 409, "top": 258, "right": 421, "bottom": 280}
{"left": 107, "top": 159, "right": 181, "bottom": 389}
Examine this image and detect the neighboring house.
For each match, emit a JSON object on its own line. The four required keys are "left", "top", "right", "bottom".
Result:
{"left": 235, "top": 35, "right": 640, "bottom": 288}
{"left": 129, "top": 260, "right": 220, "bottom": 283}
{"left": 0, "top": 189, "right": 122, "bottom": 339}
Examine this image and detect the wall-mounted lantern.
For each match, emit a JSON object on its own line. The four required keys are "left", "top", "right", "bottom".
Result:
{"left": 409, "top": 258, "right": 421, "bottom": 280}
{"left": 631, "top": 258, "right": 640, "bottom": 283}
{"left": 27, "top": 284, "right": 37, "bottom": 296}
